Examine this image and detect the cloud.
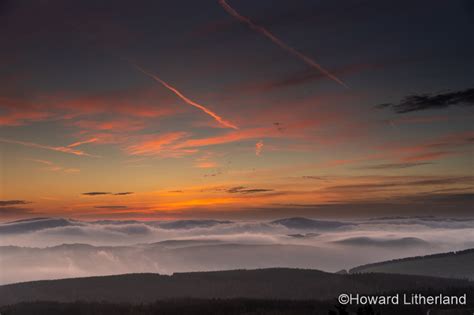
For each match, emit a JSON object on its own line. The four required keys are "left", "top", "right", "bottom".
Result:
{"left": 376, "top": 88, "right": 474, "bottom": 113}
{"left": 406, "top": 192, "right": 474, "bottom": 204}
{"left": 104, "top": 224, "right": 152, "bottom": 235}
{"left": 158, "top": 220, "right": 232, "bottom": 230}
{"left": 0, "top": 200, "right": 31, "bottom": 207}
{"left": 0, "top": 202, "right": 35, "bottom": 220}
{"left": 272, "top": 190, "right": 474, "bottom": 217}
{"left": 323, "top": 176, "right": 473, "bottom": 193}
{"left": 302, "top": 176, "right": 327, "bottom": 180}
{"left": 401, "top": 151, "right": 455, "bottom": 163}
{"left": 359, "top": 162, "right": 433, "bottom": 170}
{"left": 0, "top": 207, "right": 35, "bottom": 218}
{"left": 94, "top": 206, "right": 129, "bottom": 209}
{"left": 334, "top": 236, "right": 429, "bottom": 248}
{"left": 226, "top": 186, "right": 274, "bottom": 194}
{"left": 72, "top": 119, "right": 146, "bottom": 133}
{"left": 82, "top": 192, "right": 111, "bottom": 196}
{"left": 271, "top": 217, "right": 352, "bottom": 230}
{"left": 372, "top": 131, "right": 473, "bottom": 166}
{"left": 1, "top": 215, "right": 473, "bottom": 285}
{"left": 255, "top": 140, "right": 264, "bottom": 156}
{"left": 0, "top": 107, "right": 51, "bottom": 126}
{"left": 195, "top": 161, "right": 218, "bottom": 168}
{"left": 0, "top": 217, "right": 77, "bottom": 234}
{"left": 0, "top": 137, "right": 96, "bottom": 157}
{"left": 82, "top": 192, "right": 133, "bottom": 196}
{"left": 173, "top": 127, "right": 276, "bottom": 150}
{"left": 234, "top": 60, "right": 403, "bottom": 94}
{"left": 194, "top": 154, "right": 218, "bottom": 169}
{"left": 26, "top": 159, "right": 80, "bottom": 174}
{"left": 125, "top": 132, "right": 191, "bottom": 157}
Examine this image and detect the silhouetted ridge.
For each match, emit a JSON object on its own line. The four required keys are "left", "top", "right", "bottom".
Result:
{"left": 271, "top": 217, "right": 352, "bottom": 230}
{"left": 350, "top": 248, "right": 474, "bottom": 279}
{"left": 0, "top": 268, "right": 471, "bottom": 306}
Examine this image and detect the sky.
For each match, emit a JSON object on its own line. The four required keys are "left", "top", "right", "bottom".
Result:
{"left": 0, "top": 0, "right": 473, "bottom": 221}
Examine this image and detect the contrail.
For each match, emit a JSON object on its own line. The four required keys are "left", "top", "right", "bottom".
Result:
{"left": 0, "top": 137, "right": 96, "bottom": 157}
{"left": 218, "top": 0, "right": 348, "bottom": 88}
{"left": 131, "top": 63, "right": 239, "bottom": 130}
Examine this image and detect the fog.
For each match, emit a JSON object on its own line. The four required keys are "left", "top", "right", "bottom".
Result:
{"left": 1, "top": 216, "right": 473, "bottom": 284}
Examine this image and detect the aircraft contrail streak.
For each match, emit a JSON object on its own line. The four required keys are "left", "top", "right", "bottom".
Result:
{"left": 218, "top": 0, "right": 348, "bottom": 88}
{"left": 0, "top": 138, "right": 95, "bottom": 157}
{"left": 132, "top": 63, "right": 239, "bottom": 130}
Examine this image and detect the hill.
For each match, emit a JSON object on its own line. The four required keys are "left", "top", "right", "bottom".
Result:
{"left": 271, "top": 217, "right": 353, "bottom": 230}
{"left": 350, "top": 248, "right": 474, "bottom": 279}
{"left": 0, "top": 268, "right": 472, "bottom": 306}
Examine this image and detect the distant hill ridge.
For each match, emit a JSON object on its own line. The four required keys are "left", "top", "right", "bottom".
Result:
{"left": 0, "top": 268, "right": 472, "bottom": 306}
{"left": 350, "top": 248, "right": 474, "bottom": 279}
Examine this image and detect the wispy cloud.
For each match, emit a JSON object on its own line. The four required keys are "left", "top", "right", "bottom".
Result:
{"left": 233, "top": 61, "right": 400, "bottom": 94}
{"left": 377, "top": 88, "right": 474, "bottom": 113}
{"left": 174, "top": 127, "right": 277, "bottom": 149}
{"left": 0, "top": 137, "right": 96, "bottom": 157}
{"left": 322, "top": 176, "right": 473, "bottom": 194}
{"left": 0, "top": 207, "right": 35, "bottom": 218}
{"left": 226, "top": 186, "right": 274, "bottom": 194}
{"left": 125, "top": 132, "right": 192, "bottom": 157}
{"left": 0, "top": 105, "right": 51, "bottom": 126}
{"left": 218, "top": 0, "right": 348, "bottom": 88}
{"left": 0, "top": 200, "right": 32, "bottom": 207}
{"left": 359, "top": 162, "right": 432, "bottom": 170}
{"left": 0, "top": 200, "right": 34, "bottom": 219}
{"left": 255, "top": 140, "right": 264, "bottom": 156}
{"left": 82, "top": 192, "right": 111, "bottom": 196}
{"left": 195, "top": 161, "right": 218, "bottom": 169}
{"left": 401, "top": 151, "right": 455, "bottom": 163}
{"left": 67, "top": 138, "right": 99, "bottom": 148}
{"left": 94, "top": 205, "right": 129, "bottom": 209}
{"left": 82, "top": 192, "right": 134, "bottom": 196}
{"left": 26, "top": 159, "right": 80, "bottom": 174}
{"left": 302, "top": 176, "right": 327, "bottom": 180}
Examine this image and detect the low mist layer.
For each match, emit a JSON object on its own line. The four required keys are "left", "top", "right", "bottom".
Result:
{"left": 1, "top": 216, "right": 473, "bottom": 284}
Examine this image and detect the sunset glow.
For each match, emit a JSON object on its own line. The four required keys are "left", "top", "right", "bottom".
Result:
{"left": 0, "top": 0, "right": 472, "bottom": 222}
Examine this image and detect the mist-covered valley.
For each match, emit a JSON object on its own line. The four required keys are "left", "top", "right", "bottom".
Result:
{"left": 1, "top": 216, "right": 473, "bottom": 285}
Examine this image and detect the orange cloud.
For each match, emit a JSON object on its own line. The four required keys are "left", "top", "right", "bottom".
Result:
{"left": 175, "top": 127, "right": 276, "bottom": 149}
{"left": 73, "top": 119, "right": 146, "bottom": 132}
{"left": 67, "top": 138, "right": 99, "bottom": 148}
{"left": 25, "top": 158, "right": 80, "bottom": 174}
{"left": 401, "top": 151, "right": 455, "bottom": 162}
{"left": 126, "top": 132, "right": 191, "bottom": 156}
{"left": 255, "top": 140, "right": 264, "bottom": 156}
{"left": 0, "top": 108, "right": 51, "bottom": 126}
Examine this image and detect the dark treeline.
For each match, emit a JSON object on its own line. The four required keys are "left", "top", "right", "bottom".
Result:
{"left": 1, "top": 287, "right": 473, "bottom": 315}
{"left": 0, "top": 299, "right": 334, "bottom": 315}
{"left": 1, "top": 269, "right": 472, "bottom": 305}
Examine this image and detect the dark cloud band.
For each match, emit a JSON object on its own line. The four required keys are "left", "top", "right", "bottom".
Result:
{"left": 377, "top": 88, "right": 474, "bottom": 113}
